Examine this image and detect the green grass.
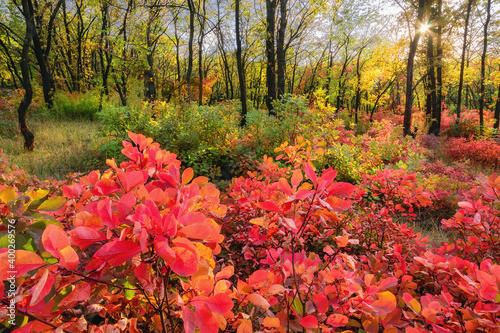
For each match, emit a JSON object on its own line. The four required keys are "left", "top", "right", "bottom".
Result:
{"left": 0, "top": 118, "right": 104, "bottom": 180}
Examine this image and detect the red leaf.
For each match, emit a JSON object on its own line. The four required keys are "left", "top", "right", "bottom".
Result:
{"left": 94, "top": 240, "right": 141, "bottom": 266}
{"left": 313, "top": 292, "right": 328, "bottom": 313}
{"left": 42, "top": 224, "right": 71, "bottom": 258}
{"left": 170, "top": 238, "right": 200, "bottom": 276}
{"left": 154, "top": 236, "right": 176, "bottom": 265}
{"left": 28, "top": 269, "right": 54, "bottom": 306}
{"left": 257, "top": 201, "right": 280, "bottom": 212}
{"left": 69, "top": 227, "right": 107, "bottom": 249}
{"left": 124, "top": 170, "right": 148, "bottom": 192}
{"left": 194, "top": 308, "right": 219, "bottom": 333}
{"left": 278, "top": 178, "right": 292, "bottom": 196}
{"left": 304, "top": 163, "right": 317, "bottom": 185}
{"left": 183, "top": 307, "right": 196, "bottom": 333}
{"left": 94, "top": 178, "right": 120, "bottom": 196}
{"left": 300, "top": 315, "right": 318, "bottom": 328}
{"left": 117, "top": 192, "right": 136, "bottom": 221}
{"left": 206, "top": 293, "right": 234, "bottom": 314}
{"left": 97, "top": 198, "right": 119, "bottom": 228}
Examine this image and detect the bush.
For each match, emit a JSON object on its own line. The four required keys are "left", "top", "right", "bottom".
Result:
{"left": 49, "top": 91, "right": 100, "bottom": 120}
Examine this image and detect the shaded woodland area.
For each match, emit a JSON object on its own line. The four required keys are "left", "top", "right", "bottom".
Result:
{"left": 1, "top": 0, "right": 499, "bottom": 146}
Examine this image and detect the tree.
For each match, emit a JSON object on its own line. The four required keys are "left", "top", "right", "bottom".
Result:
{"left": 455, "top": 0, "right": 473, "bottom": 120}
{"left": 479, "top": 0, "right": 491, "bottom": 135}
{"left": 18, "top": 0, "right": 34, "bottom": 150}
{"left": 276, "top": 0, "right": 287, "bottom": 99}
{"left": 403, "top": 0, "right": 426, "bottom": 136}
{"left": 235, "top": 0, "right": 248, "bottom": 126}
{"left": 265, "top": 0, "right": 277, "bottom": 115}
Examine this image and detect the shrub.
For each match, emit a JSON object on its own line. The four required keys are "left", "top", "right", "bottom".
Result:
{"left": 49, "top": 91, "right": 101, "bottom": 120}
{"left": 442, "top": 137, "right": 500, "bottom": 169}
{"left": 1, "top": 134, "right": 500, "bottom": 333}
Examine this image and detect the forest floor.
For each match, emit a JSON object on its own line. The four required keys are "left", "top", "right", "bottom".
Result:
{"left": 0, "top": 118, "right": 102, "bottom": 180}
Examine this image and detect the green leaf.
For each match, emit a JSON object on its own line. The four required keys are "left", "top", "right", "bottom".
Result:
{"left": 292, "top": 297, "right": 304, "bottom": 316}
{"left": 124, "top": 279, "right": 135, "bottom": 300}
{"left": 38, "top": 197, "right": 66, "bottom": 212}
{"left": 52, "top": 285, "right": 74, "bottom": 311}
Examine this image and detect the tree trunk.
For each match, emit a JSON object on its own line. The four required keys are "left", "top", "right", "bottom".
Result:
{"left": 198, "top": 0, "right": 206, "bottom": 105}
{"left": 403, "top": 0, "right": 426, "bottom": 136}
{"left": 265, "top": 0, "right": 277, "bottom": 115}
{"left": 434, "top": 0, "right": 443, "bottom": 135}
{"left": 276, "top": 0, "right": 287, "bottom": 99}
{"left": 235, "top": 0, "right": 248, "bottom": 126}
{"left": 456, "top": 0, "right": 473, "bottom": 120}
{"left": 479, "top": 0, "right": 491, "bottom": 135}
{"left": 186, "top": 0, "right": 195, "bottom": 101}
{"left": 19, "top": 0, "right": 35, "bottom": 150}
{"left": 494, "top": 82, "right": 500, "bottom": 134}
{"left": 426, "top": 35, "right": 438, "bottom": 134}
{"left": 29, "top": 0, "right": 61, "bottom": 108}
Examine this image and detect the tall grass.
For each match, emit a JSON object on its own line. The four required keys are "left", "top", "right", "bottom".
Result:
{"left": 0, "top": 118, "right": 103, "bottom": 179}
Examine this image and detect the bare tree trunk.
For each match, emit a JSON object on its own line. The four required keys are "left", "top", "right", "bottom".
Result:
{"left": 456, "top": 0, "right": 473, "bottom": 120}
{"left": 276, "top": 0, "right": 287, "bottom": 99}
{"left": 19, "top": 0, "right": 34, "bottom": 150}
{"left": 479, "top": 0, "right": 491, "bottom": 135}
{"left": 403, "top": 0, "right": 426, "bottom": 136}
{"left": 265, "top": 0, "right": 277, "bottom": 115}
{"left": 197, "top": 0, "right": 206, "bottom": 105}
{"left": 434, "top": 0, "right": 443, "bottom": 135}
{"left": 235, "top": 0, "right": 248, "bottom": 126}
{"left": 426, "top": 35, "right": 438, "bottom": 134}
{"left": 186, "top": 0, "right": 195, "bottom": 101}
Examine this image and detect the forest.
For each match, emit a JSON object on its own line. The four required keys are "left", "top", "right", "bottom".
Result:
{"left": 1, "top": 0, "right": 500, "bottom": 332}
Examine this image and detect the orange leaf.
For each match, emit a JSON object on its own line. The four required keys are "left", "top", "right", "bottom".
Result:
{"left": 247, "top": 293, "right": 270, "bottom": 310}
{"left": 263, "top": 317, "right": 281, "bottom": 328}
{"left": 216, "top": 266, "right": 234, "bottom": 281}
{"left": 371, "top": 291, "right": 397, "bottom": 314}
{"left": 182, "top": 168, "right": 194, "bottom": 185}
{"left": 291, "top": 169, "right": 303, "bottom": 188}
{"left": 335, "top": 235, "right": 349, "bottom": 248}
{"left": 57, "top": 246, "right": 79, "bottom": 270}
{"left": 237, "top": 319, "right": 252, "bottom": 333}
{"left": 326, "top": 313, "right": 348, "bottom": 327}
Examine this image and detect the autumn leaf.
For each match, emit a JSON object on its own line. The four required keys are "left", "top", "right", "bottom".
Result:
{"left": 300, "top": 315, "right": 318, "bottom": 328}
{"left": 42, "top": 224, "right": 71, "bottom": 257}
{"left": 0, "top": 250, "right": 45, "bottom": 280}
{"left": 38, "top": 196, "right": 66, "bottom": 212}
{"left": 326, "top": 313, "right": 349, "bottom": 327}
{"left": 69, "top": 227, "right": 107, "bottom": 249}
{"left": 247, "top": 293, "right": 270, "bottom": 310}
{"left": 93, "top": 240, "right": 141, "bottom": 266}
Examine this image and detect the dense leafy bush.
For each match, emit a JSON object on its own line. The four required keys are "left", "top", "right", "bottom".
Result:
{"left": 49, "top": 91, "right": 101, "bottom": 120}
{"left": 2, "top": 133, "right": 499, "bottom": 333}
{"left": 442, "top": 137, "right": 500, "bottom": 169}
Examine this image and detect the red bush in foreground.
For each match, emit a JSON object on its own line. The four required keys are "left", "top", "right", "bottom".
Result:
{"left": 1, "top": 133, "right": 499, "bottom": 332}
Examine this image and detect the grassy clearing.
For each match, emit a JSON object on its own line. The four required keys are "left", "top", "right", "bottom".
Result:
{"left": 0, "top": 118, "right": 103, "bottom": 180}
